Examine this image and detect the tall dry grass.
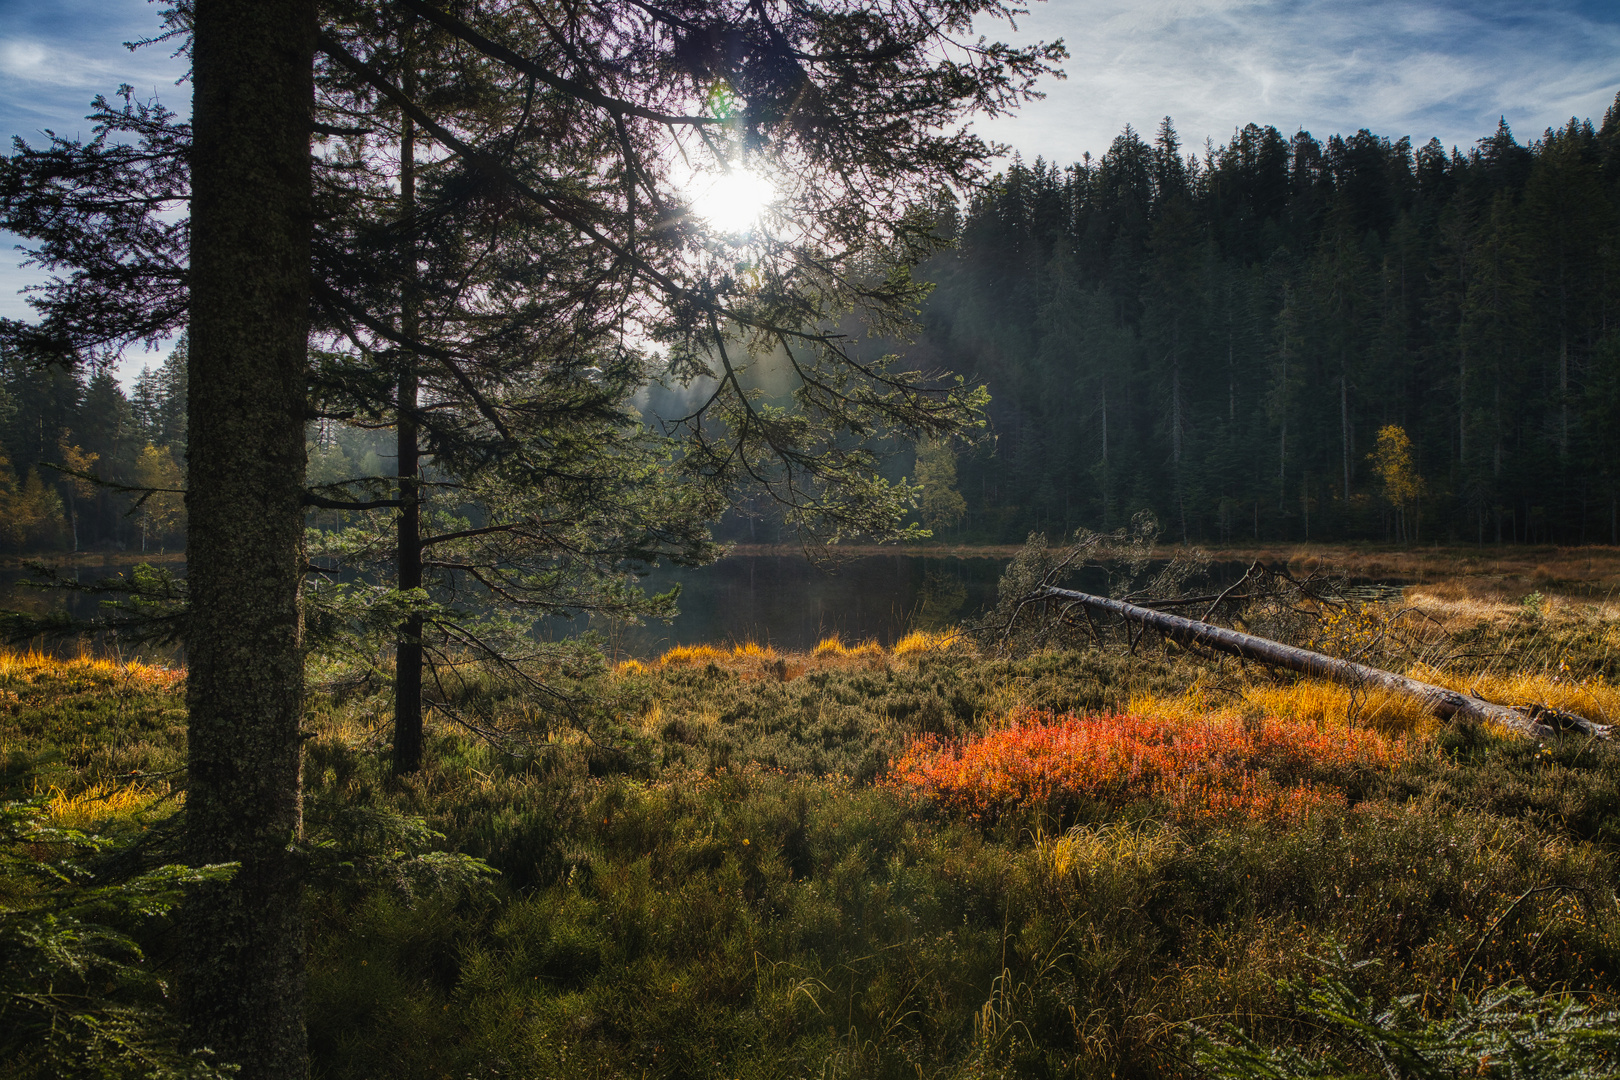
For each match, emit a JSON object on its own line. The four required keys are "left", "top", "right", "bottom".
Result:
{"left": 0, "top": 647, "right": 183, "bottom": 691}
{"left": 40, "top": 780, "right": 175, "bottom": 828}
{"left": 619, "top": 631, "right": 976, "bottom": 681}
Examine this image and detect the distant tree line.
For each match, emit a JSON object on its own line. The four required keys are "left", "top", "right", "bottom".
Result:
{"left": 917, "top": 97, "right": 1620, "bottom": 545}
{"left": 0, "top": 338, "right": 186, "bottom": 553}
{"left": 14, "top": 99, "right": 1620, "bottom": 556}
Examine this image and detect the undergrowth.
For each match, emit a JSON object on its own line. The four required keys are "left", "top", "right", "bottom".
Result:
{"left": 4, "top": 578, "right": 1620, "bottom": 1079}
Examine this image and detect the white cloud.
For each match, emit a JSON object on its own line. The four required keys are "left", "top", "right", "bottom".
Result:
{"left": 0, "top": 40, "right": 48, "bottom": 77}
{"left": 0, "top": 38, "right": 114, "bottom": 88}
{"left": 979, "top": 0, "right": 1620, "bottom": 161}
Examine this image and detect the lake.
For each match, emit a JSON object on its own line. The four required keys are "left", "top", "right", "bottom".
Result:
{"left": 2, "top": 551, "right": 1406, "bottom": 660}
{"left": 0, "top": 553, "right": 1013, "bottom": 660}
{"left": 555, "top": 553, "right": 1012, "bottom": 658}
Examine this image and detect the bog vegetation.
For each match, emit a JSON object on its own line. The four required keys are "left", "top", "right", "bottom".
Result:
{"left": 7, "top": 568, "right": 1620, "bottom": 1078}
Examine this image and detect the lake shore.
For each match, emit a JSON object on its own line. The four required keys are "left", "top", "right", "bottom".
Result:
{"left": 0, "top": 550, "right": 187, "bottom": 571}
{"left": 725, "top": 540, "right": 1620, "bottom": 590}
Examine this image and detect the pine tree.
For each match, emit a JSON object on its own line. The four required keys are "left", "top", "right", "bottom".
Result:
{"left": 3, "top": 2, "right": 1063, "bottom": 1072}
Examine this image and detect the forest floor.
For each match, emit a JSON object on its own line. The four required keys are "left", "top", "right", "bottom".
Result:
{"left": 5, "top": 576, "right": 1620, "bottom": 1078}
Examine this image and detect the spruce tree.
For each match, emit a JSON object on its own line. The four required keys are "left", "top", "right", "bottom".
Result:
{"left": 3, "top": 2, "right": 1063, "bottom": 1071}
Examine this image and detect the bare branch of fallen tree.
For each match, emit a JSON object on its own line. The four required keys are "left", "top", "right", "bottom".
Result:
{"left": 1032, "top": 585, "right": 1610, "bottom": 741}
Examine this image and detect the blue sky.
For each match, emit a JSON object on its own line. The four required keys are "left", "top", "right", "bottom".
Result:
{"left": 975, "top": 0, "right": 1620, "bottom": 164}
{"left": 2, "top": 0, "right": 1618, "bottom": 383}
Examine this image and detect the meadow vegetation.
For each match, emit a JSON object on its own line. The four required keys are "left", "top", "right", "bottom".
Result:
{"left": 6, "top": 580, "right": 1620, "bottom": 1078}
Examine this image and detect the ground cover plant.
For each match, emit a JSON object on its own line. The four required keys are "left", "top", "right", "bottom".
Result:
{"left": 6, "top": 570, "right": 1620, "bottom": 1078}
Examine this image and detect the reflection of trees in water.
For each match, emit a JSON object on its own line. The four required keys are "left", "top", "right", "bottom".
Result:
{"left": 909, "top": 567, "right": 968, "bottom": 630}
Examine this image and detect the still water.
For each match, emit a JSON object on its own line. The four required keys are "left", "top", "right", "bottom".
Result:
{"left": 0, "top": 554, "right": 1011, "bottom": 660}
{"left": 555, "top": 554, "right": 1010, "bottom": 658}
{"left": 5, "top": 553, "right": 1375, "bottom": 660}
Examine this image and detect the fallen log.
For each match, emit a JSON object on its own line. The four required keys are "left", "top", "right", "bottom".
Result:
{"left": 1033, "top": 585, "right": 1610, "bottom": 740}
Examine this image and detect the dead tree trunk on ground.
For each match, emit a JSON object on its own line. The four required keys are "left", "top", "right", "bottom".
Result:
{"left": 1033, "top": 586, "right": 1610, "bottom": 740}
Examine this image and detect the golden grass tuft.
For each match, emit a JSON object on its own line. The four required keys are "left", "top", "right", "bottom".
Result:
{"left": 812, "top": 635, "right": 850, "bottom": 658}
{"left": 811, "top": 635, "right": 883, "bottom": 658}
{"left": 1414, "top": 664, "right": 1620, "bottom": 727}
{"left": 892, "top": 629, "right": 972, "bottom": 657}
{"left": 1036, "top": 821, "right": 1182, "bottom": 883}
{"left": 628, "top": 632, "right": 971, "bottom": 681}
{"left": 1130, "top": 659, "right": 1620, "bottom": 742}
{"left": 731, "top": 641, "right": 779, "bottom": 661}
{"left": 658, "top": 643, "right": 730, "bottom": 666}
{"left": 0, "top": 647, "right": 184, "bottom": 690}
{"left": 43, "top": 781, "right": 172, "bottom": 829}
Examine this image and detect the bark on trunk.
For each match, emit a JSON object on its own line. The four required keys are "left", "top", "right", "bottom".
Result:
{"left": 1034, "top": 586, "right": 1610, "bottom": 740}
{"left": 185, "top": 2, "right": 315, "bottom": 1077}
{"left": 393, "top": 101, "right": 424, "bottom": 775}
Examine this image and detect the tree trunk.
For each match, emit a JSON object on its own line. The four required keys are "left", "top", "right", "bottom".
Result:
{"left": 185, "top": 1, "right": 315, "bottom": 1077}
{"left": 1034, "top": 586, "right": 1610, "bottom": 740}
{"left": 393, "top": 99, "right": 425, "bottom": 775}
{"left": 1340, "top": 371, "right": 1351, "bottom": 504}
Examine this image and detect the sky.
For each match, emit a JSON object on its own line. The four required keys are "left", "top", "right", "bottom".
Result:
{"left": 2, "top": 0, "right": 1618, "bottom": 387}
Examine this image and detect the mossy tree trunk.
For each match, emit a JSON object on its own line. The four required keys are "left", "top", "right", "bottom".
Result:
{"left": 185, "top": 1, "right": 315, "bottom": 1076}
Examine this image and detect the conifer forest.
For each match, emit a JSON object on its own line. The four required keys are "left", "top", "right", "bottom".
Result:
{"left": 8, "top": 103, "right": 1620, "bottom": 552}
{"left": 11, "top": 5, "right": 1620, "bottom": 1080}
{"left": 917, "top": 104, "right": 1620, "bottom": 546}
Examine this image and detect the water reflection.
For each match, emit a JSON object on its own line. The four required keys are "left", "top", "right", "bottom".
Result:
{"left": 1, "top": 555, "right": 1012, "bottom": 661}
{"left": 3, "top": 553, "right": 1392, "bottom": 663}
{"left": 547, "top": 554, "right": 1010, "bottom": 658}
{"left": 0, "top": 558, "right": 187, "bottom": 661}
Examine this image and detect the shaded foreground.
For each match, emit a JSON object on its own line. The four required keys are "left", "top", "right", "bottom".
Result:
{"left": 6, "top": 586, "right": 1620, "bottom": 1078}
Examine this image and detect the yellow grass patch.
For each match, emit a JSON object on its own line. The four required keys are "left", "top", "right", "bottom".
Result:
{"left": 731, "top": 641, "right": 779, "bottom": 661}
{"left": 43, "top": 781, "right": 173, "bottom": 829}
{"left": 1131, "top": 659, "right": 1620, "bottom": 742}
{"left": 0, "top": 647, "right": 184, "bottom": 690}
{"left": 641, "top": 633, "right": 958, "bottom": 680}
{"left": 658, "top": 643, "right": 730, "bottom": 666}
{"left": 811, "top": 635, "right": 883, "bottom": 659}
{"left": 892, "top": 629, "right": 973, "bottom": 657}
{"left": 812, "top": 635, "right": 851, "bottom": 658}
{"left": 1034, "top": 821, "right": 1182, "bottom": 884}
{"left": 1412, "top": 664, "right": 1620, "bottom": 728}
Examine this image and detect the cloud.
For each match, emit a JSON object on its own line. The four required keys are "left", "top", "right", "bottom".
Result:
{"left": 3, "top": 0, "right": 1617, "bottom": 384}
{"left": 0, "top": 38, "right": 117, "bottom": 89}
{"left": 0, "top": 0, "right": 188, "bottom": 142}
{"left": 978, "top": 0, "right": 1620, "bottom": 162}
{"left": 0, "top": 40, "right": 47, "bottom": 77}
{"left": 0, "top": 0, "right": 187, "bottom": 385}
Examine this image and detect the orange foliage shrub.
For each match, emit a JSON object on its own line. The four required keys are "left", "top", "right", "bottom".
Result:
{"left": 888, "top": 708, "right": 1408, "bottom": 823}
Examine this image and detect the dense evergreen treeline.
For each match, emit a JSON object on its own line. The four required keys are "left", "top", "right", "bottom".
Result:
{"left": 11, "top": 103, "right": 1620, "bottom": 554}
{"left": 920, "top": 97, "right": 1620, "bottom": 545}
{"left": 0, "top": 340, "right": 187, "bottom": 552}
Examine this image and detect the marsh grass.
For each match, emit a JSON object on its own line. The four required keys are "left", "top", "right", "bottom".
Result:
{"left": 7, "top": 583, "right": 1620, "bottom": 1079}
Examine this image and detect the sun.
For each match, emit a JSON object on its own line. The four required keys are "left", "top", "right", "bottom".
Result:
{"left": 689, "top": 166, "right": 776, "bottom": 236}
